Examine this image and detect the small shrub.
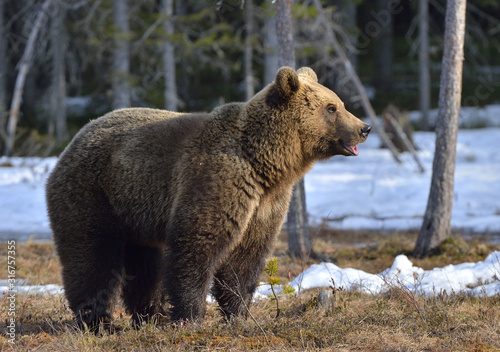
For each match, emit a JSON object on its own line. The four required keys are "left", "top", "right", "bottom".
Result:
{"left": 264, "top": 257, "right": 295, "bottom": 318}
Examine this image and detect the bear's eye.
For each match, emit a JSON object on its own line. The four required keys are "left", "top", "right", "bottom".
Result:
{"left": 327, "top": 105, "right": 337, "bottom": 114}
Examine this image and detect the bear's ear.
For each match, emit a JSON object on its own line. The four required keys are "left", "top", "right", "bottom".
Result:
{"left": 275, "top": 66, "right": 300, "bottom": 98}
{"left": 297, "top": 67, "right": 318, "bottom": 83}
{"left": 266, "top": 66, "right": 300, "bottom": 107}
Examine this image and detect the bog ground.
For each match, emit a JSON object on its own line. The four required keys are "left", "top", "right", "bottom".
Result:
{"left": 1, "top": 118, "right": 499, "bottom": 350}
{"left": 0, "top": 231, "right": 499, "bottom": 351}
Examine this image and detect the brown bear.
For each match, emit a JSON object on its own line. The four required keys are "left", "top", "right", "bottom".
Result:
{"left": 46, "top": 66, "right": 371, "bottom": 330}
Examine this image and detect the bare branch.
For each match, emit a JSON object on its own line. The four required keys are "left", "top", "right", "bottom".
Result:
{"left": 4, "top": 0, "right": 54, "bottom": 156}
{"left": 311, "top": 0, "right": 402, "bottom": 164}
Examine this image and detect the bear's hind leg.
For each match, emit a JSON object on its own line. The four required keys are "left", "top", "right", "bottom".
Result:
{"left": 121, "top": 243, "right": 165, "bottom": 328}
{"left": 58, "top": 234, "right": 125, "bottom": 332}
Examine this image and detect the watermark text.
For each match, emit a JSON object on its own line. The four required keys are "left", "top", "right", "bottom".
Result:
{"left": 6, "top": 240, "right": 16, "bottom": 344}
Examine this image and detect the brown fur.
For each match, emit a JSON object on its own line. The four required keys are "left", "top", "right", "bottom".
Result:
{"left": 46, "top": 67, "right": 371, "bottom": 329}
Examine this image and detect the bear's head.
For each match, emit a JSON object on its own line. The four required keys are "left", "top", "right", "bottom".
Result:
{"left": 263, "top": 66, "right": 371, "bottom": 161}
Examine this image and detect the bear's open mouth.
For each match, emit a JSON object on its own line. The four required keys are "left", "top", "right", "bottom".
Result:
{"left": 341, "top": 141, "right": 359, "bottom": 156}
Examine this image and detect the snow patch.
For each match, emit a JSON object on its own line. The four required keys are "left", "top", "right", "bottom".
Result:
{"left": 255, "top": 251, "right": 500, "bottom": 298}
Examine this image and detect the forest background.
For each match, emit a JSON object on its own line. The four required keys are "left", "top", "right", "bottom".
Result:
{"left": 1, "top": 0, "right": 499, "bottom": 157}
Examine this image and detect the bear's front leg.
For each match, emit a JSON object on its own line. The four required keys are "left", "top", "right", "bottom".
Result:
{"left": 212, "top": 194, "right": 290, "bottom": 320}
{"left": 165, "top": 214, "right": 256, "bottom": 322}
{"left": 165, "top": 164, "right": 261, "bottom": 322}
{"left": 212, "top": 232, "right": 277, "bottom": 320}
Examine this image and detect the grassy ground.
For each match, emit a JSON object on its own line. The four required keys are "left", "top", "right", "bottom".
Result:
{"left": 1, "top": 229, "right": 499, "bottom": 351}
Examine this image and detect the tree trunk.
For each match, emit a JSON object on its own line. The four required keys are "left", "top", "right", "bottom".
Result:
{"left": 275, "top": 0, "right": 295, "bottom": 69}
{"left": 162, "top": 0, "right": 177, "bottom": 111}
{"left": 112, "top": 0, "right": 131, "bottom": 110}
{"left": 414, "top": 0, "right": 467, "bottom": 258}
{"left": 174, "top": 0, "right": 187, "bottom": 109}
{"left": 4, "top": 0, "right": 53, "bottom": 156}
{"left": 244, "top": 0, "right": 254, "bottom": 101}
{"left": 287, "top": 179, "right": 313, "bottom": 259}
{"left": 419, "top": 0, "right": 431, "bottom": 131}
{"left": 0, "top": 0, "right": 6, "bottom": 117}
{"left": 264, "top": 15, "right": 279, "bottom": 85}
{"left": 374, "top": 0, "right": 394, "bottom": 93}
{"left": 49, "top": 3, "right": 68, "bottom": 143}
{"left": 275, "top": 0, "right": 313, "bottom": 259}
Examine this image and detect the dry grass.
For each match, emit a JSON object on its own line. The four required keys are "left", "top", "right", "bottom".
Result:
{"left": 0, "top": 239, "right": 62, "bottom": 285}
{"left": 1, "top": 230, "right": 500, "bottom": 351}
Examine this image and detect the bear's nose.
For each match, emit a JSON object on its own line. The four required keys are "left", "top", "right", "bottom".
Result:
{"left": 361, "top": 125, "right": 372, "bottom": 138}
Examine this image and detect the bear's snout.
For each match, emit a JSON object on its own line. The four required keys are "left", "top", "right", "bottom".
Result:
{"left": 360, "top": 125, "right": 372, "bottom": 139}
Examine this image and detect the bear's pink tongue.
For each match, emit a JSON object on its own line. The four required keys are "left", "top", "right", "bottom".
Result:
{"left": 350, "top": 145, "right": 359, "bottom": 156}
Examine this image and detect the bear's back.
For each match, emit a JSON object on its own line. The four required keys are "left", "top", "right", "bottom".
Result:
{"left": 50, "top": 107, "right": 204, "bottom": 181}
{"left": 47, "top": 108, "right": 209, "bottom": 240}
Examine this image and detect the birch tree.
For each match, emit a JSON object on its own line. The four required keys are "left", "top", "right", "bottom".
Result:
{"left": 0, "top": 0, "right": 6, "bottom": 117}
{"left": 419, "top": 0, "right": 431, "bottom": 131}
{"left": 374, "top": 0, "right": 394, "bottom": 92}
{"left": 49, "top": 2, "right": 68, "bottom": 143}
{"left": 244, "top": 0, "right": 254, "bottom": 101}
{"left": 263, "top": 15, "right": 279, "bottom": 86}
{"left": 112, "top": 0, "right": 131, "bottom": 109}
{"left": 162, "top": 0, "right": 177, "bottom": 111}
{"left": 4, "top": 0, "right": 53, "bottom": 156}
{"left": 414, "top": 0, "right": 467, "bottom": 258}
{"left": 275, "top": 0, "right": 314, "bottom": 259}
